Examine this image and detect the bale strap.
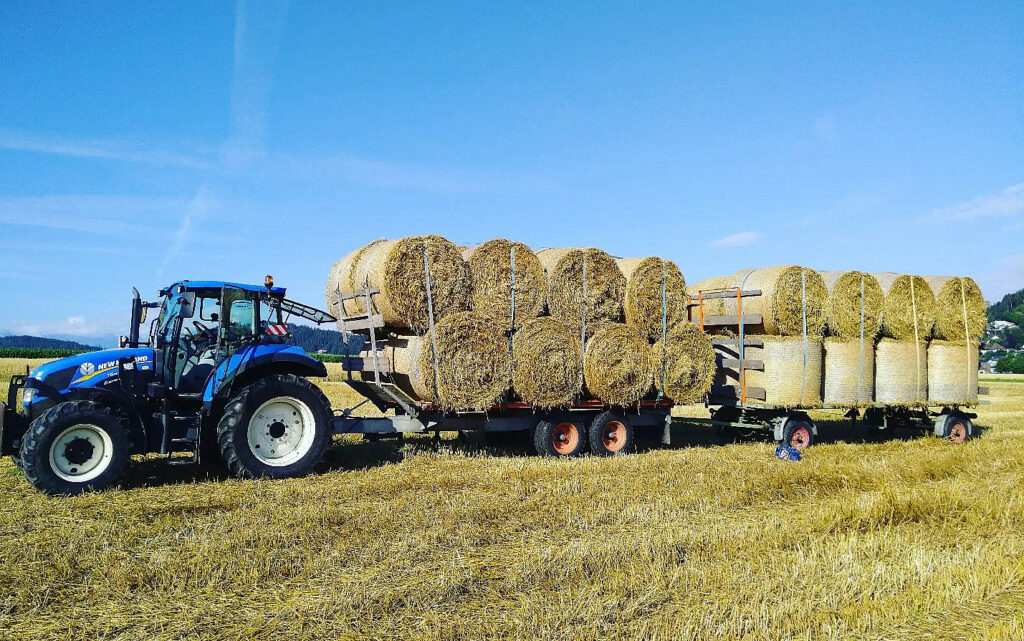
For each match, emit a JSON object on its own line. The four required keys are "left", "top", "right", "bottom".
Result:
{"left": 800, "top": 269, "right": 808, "bottom": 403}
{"left": 657, "top": 260, "right": 668, "bottom": 401}
{"left": 959, "top": 278, "right": 972, "bottom": 397}
{"left": 910, "top": 276, "right": 921, "bottom": 402}
{"left": 858, "top": 275, "right": 865, "bottom": 403}
{"left": 580, "top": 253, "right": 587, "bottom": 349}
{"left": 509, "top": 244, "right": 517, "bottom": 333}
{"left": 422, "top": 246, "right": 441, "bottom": 399}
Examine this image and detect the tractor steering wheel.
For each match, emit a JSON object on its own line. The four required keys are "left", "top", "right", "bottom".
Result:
{"left": 191, "top": 320, "right": 215, "bottom": 344}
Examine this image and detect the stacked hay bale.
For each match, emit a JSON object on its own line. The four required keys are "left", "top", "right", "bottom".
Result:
{"left": 872, "top": 273, "right": 936, "bottom": 406}
{"left": 924, "top": 276, "right": 984, "bottom": 404}
{"left": 700, "top": 266, "right": 826, "bottom": 407}
{"left": 820, "top": 271, "right": 882, "bottom": 406}
{"left": 463, "top": 239, "right": 546, "bottom": 330}
{"left": 511, "top": 317, "right": 584, "bottom": 408}
{"left": 583, "top": 323, "right": 656, "bottom": 406}
{"left": 537, "top": 247, "right": 626, "bottom": 338}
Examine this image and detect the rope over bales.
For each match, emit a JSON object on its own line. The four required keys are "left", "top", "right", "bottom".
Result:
{"left": 924, "top": 276, "right": 986, "bottom": 342}
{"left": 873, "top": 273, "right": 936, "bottom": 341}
{"left": 583, "top": 323, "right": 655, "bottom": 406}
{"left": 616, "top": 257, "right": 688, "bottom": 342}
{"left": 537, "top": 248, "right": 626, "bottom": 337}
{"left": 463, "top": 239, "right": 546, "bottom": 330}
{"left": 511, "top": 317, "right": 584, "bottom": 408}
{"left": 819, "top": 270, "right": 883, "bottom": 340}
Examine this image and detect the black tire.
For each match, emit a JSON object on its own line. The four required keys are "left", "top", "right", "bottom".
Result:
{"left": 533, "top": 414, "right": 587, "bottom": 457}
{"left": 941, "top": 414, "right": 971, "bottom": 444}
{"left": 217, "top": 374, "right": 332, "bottom": 479}
{"left": 588, "top": 410, "right": 635, "bottom": 456}
{"left": 19, "top": 400, "right": 132, "bottom": 495}
{"left": 782, "top": 418, "right": 814, "bottom": 450}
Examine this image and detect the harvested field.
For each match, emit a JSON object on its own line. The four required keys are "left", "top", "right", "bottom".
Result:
{"left": 2, "top": 356, "right": 1022, "bottom": 640}
{"left": 463, "top": 239, "right": 545, "bottom": 330}
{"left": 616, "top": 256, "right": 688, "bottom": 342}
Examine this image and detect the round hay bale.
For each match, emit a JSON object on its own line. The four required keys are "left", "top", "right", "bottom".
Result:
{"left": 719, "top": 266, "right": 827, "bottom": 336}
{"left": 327, "top": 238, "right": 389, "bottom": 319}
{"left": 819, "top": 270, "right": 883, "bottom": 340}
{"left": 511, "top": 317, "right": 583, "bottom": 408}
{"left": 688, "top": 276, "right": 731, "bottom": 334}
{"left": 389, "top": 312, "right": 511, "bottom": 410}
{"left": 336, "top": 236, "right": 471, "bottom": 333}
{"left": 583, "top": 323, "right": 655, "bottom": 406}
{"left": 927, "top": 340, "right": 979, "bottom": 404}
{"left": 652, "top": 323, "right": 715, "bottom": 404}
{"left": 742, "top": 336, "right": 823, "bottom": 407}
{"left": 616, "top": 257, "right": 688, "bottom": 342}
{"left": 823, "top": 338, "right": 875, "bottom": 406}
{"left": 874, "top": 339, "right": 928, "bottom": 405}
{"left": 873, "top": 273, "right": 936, "bottom": 341}
{"left": 924, "top": 276, "right": 986, "bottom": 342}
{"left": 380, "top": 333, "right": 431, "bottom": 401}
{"left": 463, "top": 239, "right": 545, "bottom": 330}
{"left": 537, "top": 248, "right": 626, "bottom": 334}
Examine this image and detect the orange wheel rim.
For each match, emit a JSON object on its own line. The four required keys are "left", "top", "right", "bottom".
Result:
{"left": 790, "top": 426, "right": 810, "bottom": 450}
{"left": 602, "top": 420, "right": 627, "bottom": 452}
{"left": 949, "top": 421, "right": 967, "bottom": 443}
{"left": 552, "top": 422, "right": 579, "bottom": 455}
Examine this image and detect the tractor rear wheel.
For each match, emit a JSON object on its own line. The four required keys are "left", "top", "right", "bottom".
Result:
{"left": 19, "top": 400, "right": 132, "bottom": 495}
{"left": 217, "top": 374, "right": 332, "bottom": 479}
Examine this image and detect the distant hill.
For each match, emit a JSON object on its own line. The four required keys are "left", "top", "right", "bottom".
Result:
{"left": 288, "top": 324, "right": 357, "bottom": 354}
{"left": 988, "top": 288, "right": 1024, "bottom": 325}
{"left": 0, "top": 335, "right": 102, "bottom": 351}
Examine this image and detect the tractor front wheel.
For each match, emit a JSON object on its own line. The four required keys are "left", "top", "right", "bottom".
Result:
{"left": 217, "top": 374, "right": 332, "bottom": 479}
{"left": 19, "top": 400, "right": 132, "bottom": 495}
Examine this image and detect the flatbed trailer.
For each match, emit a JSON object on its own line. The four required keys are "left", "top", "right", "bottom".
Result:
{"left": 678, "top": 285, "right": 985, "bottom": 449}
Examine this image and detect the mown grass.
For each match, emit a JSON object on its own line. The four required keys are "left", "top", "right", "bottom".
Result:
{"left": 0, "top": 360, "right": 1022, "bottom": 639}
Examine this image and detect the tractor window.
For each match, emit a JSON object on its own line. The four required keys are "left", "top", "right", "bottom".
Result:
{"left": 227, "top": 299, "right": 255, "bottom": 338}
{"left": 199, "top": 296, "right": 221, "bottom": 322}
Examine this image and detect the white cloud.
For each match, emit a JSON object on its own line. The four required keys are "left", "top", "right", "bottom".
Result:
{"left": 0, "top": 126, "right": 212, "bottom": 169}
{"left": 0, "top": 194, "right": 189, "bottom": 236}
{"left": 977, "top": 253, "right": 1024, "bottom": 302}
{"left": 708, "top": 231, "right": 763, "bottom": 248}
{"left": 158, "top": 185, "right": 218, "bottom": 276}
{"left": 922, "top": 182, "right": 1024, "bottom": 222}
{"left": 0, "top": 315, "right": 124, "bottom": 339}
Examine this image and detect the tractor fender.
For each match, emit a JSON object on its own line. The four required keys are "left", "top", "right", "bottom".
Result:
{"left": 203, "top": 349, "right": 327, "bottom": 412}
{"left": 45, "top": 387, "right": 149, "bottom": 454}
{"left": 774, "top": 412, "right": 816, "bottom": 441}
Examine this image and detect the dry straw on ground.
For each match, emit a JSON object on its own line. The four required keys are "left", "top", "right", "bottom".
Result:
{"left": 925, "top": 276, "right": 987, "bottom": 342}
{"left": 875, "top": 338, "right": 928, "bottom": 405}
{"left": 928, "top": 340, "right": 979, "bottom": 404}
{"left": 823, "top": 338, "right": 875, "bottom": 406}
{"left": 651, "top": 323, "right": 715, "bottom": 404}
{"left": 511, "top": 317, "right": 583, "bottom": 408}
{"left": 873, "top": 273, "right": 936, "bottom": 341}
{"left": 328, "top": 236, "right": 471, "bottom": 333}
{"left": 819, "top": 270, "right": 883, "bottom": 340}
{"left": 537, "top": 248, "right": 625, "bottom": 336}
{"left": 716, "top": 266, "right": 827, "bottom": 336}
{"left": 583, "top": 322, "right": 655, "bottom": 405}
{"left": 463, "top": 240, "right": 545, "bottom": 330}
{"left": 616, "top": 257, "right": 688, "bottom": 342}
{"left": 743, "top": 336, "right": 823, "bottom": 407}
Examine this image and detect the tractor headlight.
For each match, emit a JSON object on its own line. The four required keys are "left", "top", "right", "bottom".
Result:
{"left": 21, "top": 387, "right": 36, "bottom": 405}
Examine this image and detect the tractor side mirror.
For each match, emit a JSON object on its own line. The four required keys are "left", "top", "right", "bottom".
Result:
{"left": 139, "top": 307, "right": 148, "bottom": 324}
{"left": 118, "top": 335, "right": 128, "bottom": 348}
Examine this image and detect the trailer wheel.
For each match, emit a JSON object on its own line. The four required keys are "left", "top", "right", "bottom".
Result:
{"left": 940, "top": 415, "right": 971, "bottom": 444}
{"left": 217, "top": 374, "right": 332, "bottom": 479}
{"left": 534, "top": 415, "right": 587, "bottom": 457}
{"left": 19, "top": 400, "right": 132, "bottom": 495}
{"left": 782, "top": 419, "right": 814, "bottom": 450}
{"left": 588, "top": 411, "right": 635, "bottom": 456}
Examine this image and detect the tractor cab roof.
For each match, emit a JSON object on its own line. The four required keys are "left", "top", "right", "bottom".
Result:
{"left": 162, "top": 280, "right": 287, "bottom": 297}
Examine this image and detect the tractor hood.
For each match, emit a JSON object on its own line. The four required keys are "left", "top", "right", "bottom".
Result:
{"left": 27, "top": 348, "right": 156, "bottom": 400}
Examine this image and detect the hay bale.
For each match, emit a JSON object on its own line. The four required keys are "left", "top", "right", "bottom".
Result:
{"left": 873, "top": 273, "right": 936, "bottom": 341}
{"left": 511, "top": 317, "right": 583, "bottom": 408}
{"left": 463, "top": 239, "right": 545, "bottom": 330}
{"left": 651, "top": 323, "right": 715, "bottom": 404}
{"left": 874, "top": 339, "right": 927, "bottom": 405}
{"left": 616, "top": 257, "right": 688, "bottom": 342}
{"left": 537, "top": 248, "right": 626, "bottom": 335}
{"left": 326, "top": 238, "right": 389, "bottom": 319}
{"left": 925, "top": 276, "right": 987, "bottom": 342}
{"left": 331, "top": 236, "right": 471, "bottom": 333}
{"left": 927, "top": 340, "right": 979, "bottom": 404}
{"left": 717, "top": 266, "right": 827, "bottom": 336}
{"left": 823, "top": 338, "right": 875, "bottom": 406}
{"left": 583, "top": 323, "right": 655, "bottom": 406}
{"left": 740, "top": 336, "right": 823, "bottom": 407}
{"left": 819, "top": 270, "right": 883, "bottom": 340}
{"left": 388, "top": 312, "right": 511, "bottom": 410}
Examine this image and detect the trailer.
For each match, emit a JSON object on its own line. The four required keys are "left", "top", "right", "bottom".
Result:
{"left": 327, "top": 286, "right": 674, "bottom": 457}
{"left": 676, "top": 286, "right": 985, "bottom": 450}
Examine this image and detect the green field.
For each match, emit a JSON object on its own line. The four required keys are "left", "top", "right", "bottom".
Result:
{"left": 1, "top": 358, "right": 1022, "bottom": 640}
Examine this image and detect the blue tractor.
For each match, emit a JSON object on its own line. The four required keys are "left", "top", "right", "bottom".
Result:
{"left": 0, "top": 277, "right": 339, "bottom": 495}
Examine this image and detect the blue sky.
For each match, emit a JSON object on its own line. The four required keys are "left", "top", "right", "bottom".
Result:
{"left": 1, "top": 1, "right": 1022, "bottom": 343}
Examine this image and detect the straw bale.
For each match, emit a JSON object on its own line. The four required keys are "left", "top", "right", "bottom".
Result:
{"left": 823, "top": 338, "right": 875, "bottom": 406}
{"left": 925, "top": 276, "right": 987, "bottom": 342}
{"left": 463, "top": 239, "right": 545, "bottom": 330}
{"left": 820, "top": 270, "right": 883, "bottom": 340}
{"left": 874, "top": 338, "right": 928, "bottom": 405}
{"left": 718, "top": 266, "right": 827, "bottom": 336}
{"left": 652, "top": 323, "right": 715, "bottom": 404}
{"left": 873, "top": 273, "right": 936, "bottom": 341}
{"left": 742, "top": 336, "right": 823, "bottom": 407}
{"left": 616, "top": 257, "right": 688, "bottom": 342}
{"left": 537, "top": 248, "right": 625, "bottom": 334}
{"left": 583, "top": 322, "right": 655, "bottom": 406}
{"left": 511, "top": 317, "right": 584, "bottom": 408}
{"left": 927, "top": 340, "right": 979, "bottom": 404}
